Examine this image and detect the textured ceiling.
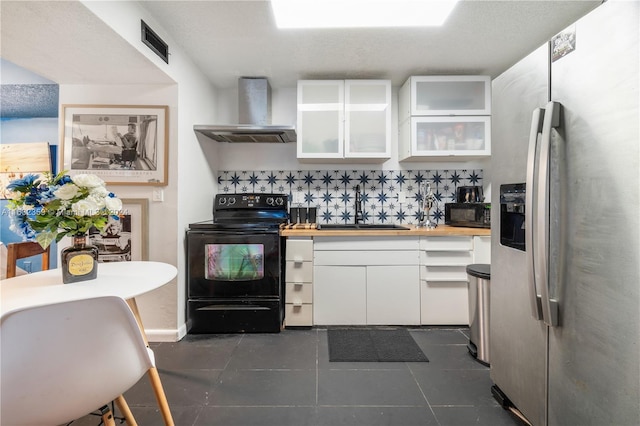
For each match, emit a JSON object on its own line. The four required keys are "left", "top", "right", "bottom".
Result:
{"left": 0, "top": 1, "right": 174, "bottom": 85}
{"left": 1, "top": 0, "right": 601, "bottom": 88}
{"left": 140, "top": 0, "right": 602, "bottom": 88}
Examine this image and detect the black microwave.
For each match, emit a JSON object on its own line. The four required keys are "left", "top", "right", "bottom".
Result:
{"left": 445, "top": 203, "right": 491, "bottom": 228}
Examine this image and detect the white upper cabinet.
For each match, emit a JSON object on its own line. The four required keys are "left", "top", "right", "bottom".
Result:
{"left": 297, "top": 80, "right": 344, "bottom": 158}
{"left": 344, "top": 80, "right": 391, "bottom": 159}
{"left": 297, "top": 79, "right": 391, "bottom": 162}
{"left": 399, "top": 76, "right": 491, "bottom": 120}
{"left": 399, "top": 76, "right": 491, "bottom": 161}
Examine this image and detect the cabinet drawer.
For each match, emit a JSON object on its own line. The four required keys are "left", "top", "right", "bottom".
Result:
{"left": 315, "top": 250, "right": 417, "bottom": 266}
{"left": 473, "top": 236, "right": 491, "bottom": 263}
{"left": 285, "top": 304, "right": 313, "bottom": 327}
{"left": 420, "top": 250, "right": 473, "bottom": 266}
{"left": 314, "top": 236, "right": 418, "bottom": 251}
{"left": 420, "top": 280, "right": 469, "bottom": 325}
{"left": 286, "top": 261, "right": 313, "bottom": 282}
{"left": 420, "top": 236, "right": 472, "bottom": 251}
{"left": 421, "top": 265, "right": 469, "bottom": 281}
{"left": 286, "top": 282, "right": 313, "bottom": 304}
{"left": 286, "top": 239, "right": 314, "bottom": 261}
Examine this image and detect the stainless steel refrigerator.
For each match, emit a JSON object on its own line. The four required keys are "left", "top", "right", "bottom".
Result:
{"left": 490, "top": 1, "right": 639, "bottom": 425}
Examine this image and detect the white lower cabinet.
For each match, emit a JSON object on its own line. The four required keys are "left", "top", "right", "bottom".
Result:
{"left": 420, "top": 281, "right": 470, "bottom": 325}
{"left": 313, "top": 265, "right": 367, "bottom": 325}
{"left": 366, "top": 265, "right": 420, "bottom": 325}
{"left": 313, "top": 237, "right": 420, "bottom": 325}
{"left": 473, "top": 236, "right": 491, "bottom": 263}
{"left": 419, "top": 236, "right": 473, "bottom": 325}
{"left": 287, "top": 233, "right": 490, "bottom": 326}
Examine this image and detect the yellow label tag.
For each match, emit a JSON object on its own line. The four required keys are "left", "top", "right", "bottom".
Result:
{"left": 68, "top": 254, "right": 94, "bottom": 276}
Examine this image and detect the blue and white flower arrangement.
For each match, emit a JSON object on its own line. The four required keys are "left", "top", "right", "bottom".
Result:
{"left": 5, "top": 172, "right": 122, "bottom": 249}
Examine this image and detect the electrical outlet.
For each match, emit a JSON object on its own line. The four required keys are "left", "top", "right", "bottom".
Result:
{"left": 294, "top": 191, "right": 305, "bottom": 205}
{"left": 152, "top": 188, "right": 164, "bottom": 202}
{"left": 398, "top": 191, "right": 407, "bottom": 203}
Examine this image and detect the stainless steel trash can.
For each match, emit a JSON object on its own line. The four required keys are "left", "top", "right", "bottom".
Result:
{"left": 467, "top": 264, "right": 491, "bottom": 366}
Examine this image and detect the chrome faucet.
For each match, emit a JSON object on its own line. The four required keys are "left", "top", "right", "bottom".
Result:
{"left": 417, "top": 183, "right": 437, "bottom": 228}
{"left": 354, "top": 185, "right": 363, "bottom": 224}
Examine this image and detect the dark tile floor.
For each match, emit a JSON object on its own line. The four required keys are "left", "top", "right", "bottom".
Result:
{"left": 72, "top": 327, "right": 523, "bottom": 426}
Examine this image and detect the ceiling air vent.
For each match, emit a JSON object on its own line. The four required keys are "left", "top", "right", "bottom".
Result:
{"left": 141, "top": 20, "right": 169, "bottom": 64}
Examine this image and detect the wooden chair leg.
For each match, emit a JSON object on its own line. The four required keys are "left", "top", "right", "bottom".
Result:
{"left": 100, "top": 405, "right": 117, "bottom": 426}
{"left": 147, "top": 367, "right": 175, "bottom": 426}
{"left": 114, "top": 395, "right": 138, "bottom": 426}
{"left": 126, "top": 299, "right": 148, "bottom": 346}
{"left": 125, "top": 298, "right": 174, "bottom": 426}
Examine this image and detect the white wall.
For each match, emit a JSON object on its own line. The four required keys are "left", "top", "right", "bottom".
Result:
{"left": 58, "top": 84, "right": 180, "bottom": 338}
{"left": 80, "top": 0, "right": 219, "bottom": 340}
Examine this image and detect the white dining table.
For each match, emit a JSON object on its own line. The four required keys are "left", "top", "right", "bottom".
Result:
{"left": 1, "top": 261, "right": 176, "bottom": 315}
{"left": 1, "top": 260, "right": 178, "bottom": 426}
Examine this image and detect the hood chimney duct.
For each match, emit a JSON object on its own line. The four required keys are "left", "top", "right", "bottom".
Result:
{"left": 193, "top": 77, "right": 296, "bottom": 143}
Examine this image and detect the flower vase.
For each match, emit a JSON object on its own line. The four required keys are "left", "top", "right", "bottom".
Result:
{"left": 61, "top": 235, "right": 99, "bottom": 283}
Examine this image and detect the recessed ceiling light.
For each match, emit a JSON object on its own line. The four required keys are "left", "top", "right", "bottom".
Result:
{"left": 271, "top": 0, "right": 459, "bottom": 29}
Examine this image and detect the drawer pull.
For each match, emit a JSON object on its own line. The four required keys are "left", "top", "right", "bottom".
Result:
{"left": 294, "top": 282, "right": 304, "bottom": 287}
{"left": 293, "top": 256, "right": 304, "bottom": 263}
{"left": 292, "top": 301, "right": 303, "bottom": 307}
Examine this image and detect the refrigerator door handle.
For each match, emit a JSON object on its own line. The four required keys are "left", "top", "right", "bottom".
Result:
{"left": 525, "top": 107, "right": 544, "bottom": 320}
{"left": 537, "top": 101, "right": 560, "bottom": 327}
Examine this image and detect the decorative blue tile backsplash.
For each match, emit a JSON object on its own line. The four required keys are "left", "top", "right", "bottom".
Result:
{"left": 218, "top": 169, "right": 483, "bottom": 226}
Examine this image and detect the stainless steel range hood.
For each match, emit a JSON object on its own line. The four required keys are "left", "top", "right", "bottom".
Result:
{"left": 194, "top": 77, "right": 296, "bottom": 143}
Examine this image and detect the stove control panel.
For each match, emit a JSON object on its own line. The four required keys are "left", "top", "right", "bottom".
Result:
{"left": 214, "top": 193, "right": 288, "bottom": 210}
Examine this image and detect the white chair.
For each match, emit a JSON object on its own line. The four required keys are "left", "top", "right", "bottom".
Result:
{"left": 0, "top": 295, "right": 165, "bottom": 425}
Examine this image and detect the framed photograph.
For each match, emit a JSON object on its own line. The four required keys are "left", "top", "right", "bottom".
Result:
{"left": 88, "top": 198, "right": 149, "bottom": 263}
{"left": 61, "top": 105, "right": 168, "bottom": 185}
{"left": 0, "top": 142, "right": 52, "bottom": 199}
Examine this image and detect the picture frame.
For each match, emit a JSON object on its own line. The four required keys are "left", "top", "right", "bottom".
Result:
{"left": 61, "top": 104, "right": 169, "bottom": 185}
{"left": 87, "top": 198, "right": 149, "bottom": 263}
{"left": 0, "top": 142, "right": 52, "bottom": 199}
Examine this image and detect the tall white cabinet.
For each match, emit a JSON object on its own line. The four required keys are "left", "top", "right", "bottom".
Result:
{"left": 297, "top": 79, "right": 391, "bottom": 161}
{"left": 398, "top": 75, "right": 492, "bottom": 161}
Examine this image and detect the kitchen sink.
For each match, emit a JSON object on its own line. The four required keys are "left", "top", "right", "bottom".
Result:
{"left": 316, "top": 223, "right": 410, "bottom": 230}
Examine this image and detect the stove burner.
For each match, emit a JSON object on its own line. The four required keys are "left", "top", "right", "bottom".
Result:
{"left": 212, "top": 193, "right": 288, "bottom": 225}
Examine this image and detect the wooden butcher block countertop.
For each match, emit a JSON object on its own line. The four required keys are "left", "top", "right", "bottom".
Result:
{"left": 280, "top": 224, "right": 490, "bottom": 237}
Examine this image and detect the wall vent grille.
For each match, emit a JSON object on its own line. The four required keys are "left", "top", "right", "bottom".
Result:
{"left": 141, "top": 20, "right": 169, "bottom": 64}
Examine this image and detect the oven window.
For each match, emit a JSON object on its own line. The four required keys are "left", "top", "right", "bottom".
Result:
{"left": 205, "top": 244, "right": 264, "bottom": 281}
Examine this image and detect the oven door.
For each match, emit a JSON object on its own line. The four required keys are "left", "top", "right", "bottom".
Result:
{"left": 187, "top": 230, "right": 282, "bottom": 299}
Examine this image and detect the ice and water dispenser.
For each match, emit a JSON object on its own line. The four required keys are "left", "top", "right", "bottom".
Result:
{"left": 500, "top": 183, "right": 526, "bottom": 251}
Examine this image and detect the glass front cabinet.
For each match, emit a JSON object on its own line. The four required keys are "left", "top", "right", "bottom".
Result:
{"left": 297, "top": 79, "right": 391, "bottom": 161}
{"left": 398, "top": 76, "right": 491, "bottom": 161}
